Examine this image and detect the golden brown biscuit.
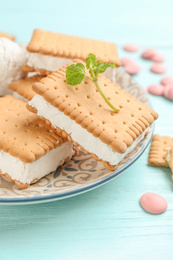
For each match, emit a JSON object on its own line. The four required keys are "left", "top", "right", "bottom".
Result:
{"left": 0, "top": 95, "right": 65, "bottom": 162}
{"left": 9, "top": 75, "right": 45, "bottom": 101}
{"left": 27, "top": 29, "right": 121, "bottom": 65}
{"left": 148, "top": 135, "right": 173, "bottom": 167}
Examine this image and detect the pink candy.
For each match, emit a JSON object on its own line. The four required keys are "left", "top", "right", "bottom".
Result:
{"left": 141, "top": 48, "right": 156, "bottom": 59}
{"left": 147, "top": 84, "right": 164, "bottom": 96}
{"left": 161, "top": 76, "right": 173, "bottom": 86}
{"left": 150, "top": 63, "right": 166, "bottom": 74}
{"left": 141, "top": 48, "right": 165, "bottom": 62}
{"left": 120, "top": 57, "right": 135, "bottom": 66}
{"left": 147, "top": 82, "right": 173, "bottom": 101}
{"left": 150, "top": 53, "right": 165, "bottom": 62}
{"left": 121, "top": 57, "right": 141, "bottom": 75}
{"left": 142, "top": 48, "right": 166, "bottom": 74}
{"left": 125, "top": 64, "right": 141, "bottom": 75}
{"left": 163, "top": 84, "right": 173, "bottom": 100}
{"left": 123, "top": 44, "right": 139, "bottom": 52}
{"left": 140, "top": 192, "right": 168, "bottom": 214}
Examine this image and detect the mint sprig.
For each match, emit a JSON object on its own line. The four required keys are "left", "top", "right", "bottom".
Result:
{"left": 66, "top": 53, "right": 119, "bottom": 112}
{"left": 65, "top": 63, "right": 86, "bottom": 86}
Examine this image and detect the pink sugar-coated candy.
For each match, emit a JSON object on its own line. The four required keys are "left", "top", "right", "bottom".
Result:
{"left": 120, "top": 57, "right": 136, "bottom": 67}
{"left": 147, "top": 84, "right": 164, "bottom": 96}
{"left": 141, "top": 48, "right": 156, "bottom": 59}
{"left": 150, "top": 63, "right": 166, "bottom": 74}
{"left": 161, "top": 76, "right": 173, "bottom": 86}
{"left": 163, "top": 84, "right": 173, "bottom": 101}
{"left": 150, "top": 53, "right": 165, "bottom": 62}
{"left": 125, "top": 63, "right": 141, "bottom": 75}
{"left": 123, "top": 44, "right": 139, "bottom": 52}
{"left": 140, "top": 192, "right": 168, "bottom": 214}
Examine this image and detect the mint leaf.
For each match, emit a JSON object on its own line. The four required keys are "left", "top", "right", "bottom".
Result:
{"left": 66, "top": 63, "right": 85, "bottom": 86}
{"left": 93, "top": 62, "right": 115, "bottom": 76}
{"left": 65, "top": 53, "right": 119, "bottom": 113}
{"left": 86, "top": 53, "right": 97, "bottom": 69}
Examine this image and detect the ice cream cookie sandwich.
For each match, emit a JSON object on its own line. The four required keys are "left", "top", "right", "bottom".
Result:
{"left": 23, "top": 29, "right": 121, "bottom": 80}
{"left": 0, "top": 95, "right": 75, "bottom": 188}
{"left": 28, "top": 62, "right": 158, "bottom": 170}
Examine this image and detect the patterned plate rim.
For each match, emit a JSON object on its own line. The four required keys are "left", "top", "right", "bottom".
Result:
{"left": 0, "top": 121, "right": 154, "bottom": 205}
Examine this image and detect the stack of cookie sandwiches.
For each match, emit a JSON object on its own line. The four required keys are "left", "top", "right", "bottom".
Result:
{"left": 0, "top": 28, "right": 158, "bottom": 189}
{"left": 1, "top": 29, "right": 122, "bottom": 188}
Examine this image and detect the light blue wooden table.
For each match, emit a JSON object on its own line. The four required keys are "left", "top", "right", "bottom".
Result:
{"left": 0, "top": 1, "right": 173, "bottom": 259}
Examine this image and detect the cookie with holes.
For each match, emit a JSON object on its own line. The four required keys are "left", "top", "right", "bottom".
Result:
{"left": 0, "top": 95, "right": 75, "bottom": 189}
{"left": 149, "top": 134, "right": 173, "bottom": 167}
{"left": 23, "top": 29, "right": 120, "bottom": 80}
{"left": 9, "top": 74, "right": 45, "bottom": 102}
{"left": 27, "top": 61, "right": 158, "bottom": 171}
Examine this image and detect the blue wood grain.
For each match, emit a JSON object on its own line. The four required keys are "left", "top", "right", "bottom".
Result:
{"left": 0, "top": 0, "right": 173, "bottom": 259}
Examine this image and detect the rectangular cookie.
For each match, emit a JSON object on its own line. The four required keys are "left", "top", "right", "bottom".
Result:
{"left": 28, "top": 61, "right": 158, "bottom": 171}
{"left": 0, "top": 95, "right": 75, "bottom": 189}
{"left": 0, "top": 31, "right": 15, "bottom": 41}
{"left": 148, "top": 134, "right": 173, "bottom": 167}
{"left": 23, "top": 29, "right": 121, "bottom": 79}
{"left": 9, "top": 75, "right": 45, "bottom": 101}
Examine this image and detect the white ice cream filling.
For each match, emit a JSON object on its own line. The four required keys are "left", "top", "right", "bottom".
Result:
{"left": 27, "top": 53, "right": 72, "bottom": 72}
{"left": 29, "top": 94, "right": 148, "bottom": 166}
{"left": 26, "top": 53, "right": 115, "bottom": 81}
{"left": 12, "top": 91, "right": 28, "bottom": 102}
{"left": 0, "top": 142, "right": 74, "bottom": 184}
